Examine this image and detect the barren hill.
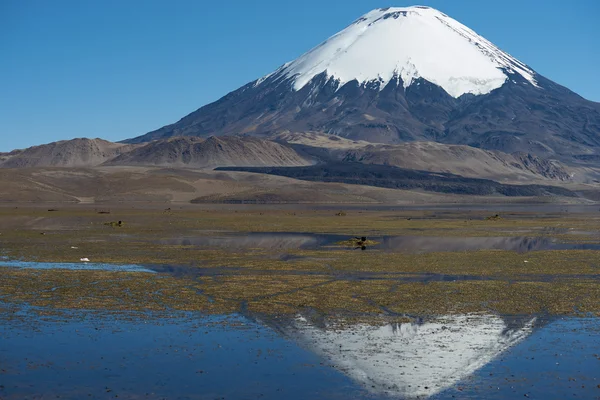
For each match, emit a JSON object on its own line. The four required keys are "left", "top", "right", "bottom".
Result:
{"left": 340, "top": 142, "right": 572, "bottom": 182}
{"left": 270, "top": 133, "right": 573, "bottom": 182}
{"left": 105, "top": 136, "right": 312, "bottom": 168}
{"left": 0, "top": 138, "right": 137, "bottom": 168}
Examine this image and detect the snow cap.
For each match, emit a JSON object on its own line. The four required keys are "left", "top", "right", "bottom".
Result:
{"left": 264, "top": 6, "right": 538, "bottom": 98}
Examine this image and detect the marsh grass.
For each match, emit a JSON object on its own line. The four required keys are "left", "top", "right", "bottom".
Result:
{"left": 1, "top": 206, "right": 599, "bottom": 319}
{"left": 2, "top": 268, "right": 598, "bottom": 318}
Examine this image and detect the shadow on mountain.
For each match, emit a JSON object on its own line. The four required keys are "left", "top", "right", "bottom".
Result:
{"left": 217, "top": 162, "right": 576, "bottom": 197}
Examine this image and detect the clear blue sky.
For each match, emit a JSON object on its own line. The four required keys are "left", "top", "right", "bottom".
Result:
{"left": 1, "top": 0, "right": 599, "bottom": 151}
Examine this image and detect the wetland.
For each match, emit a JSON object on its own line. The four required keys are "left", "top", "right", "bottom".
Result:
{"left": 1, "top": 205, "right": 600, "bottom": 399}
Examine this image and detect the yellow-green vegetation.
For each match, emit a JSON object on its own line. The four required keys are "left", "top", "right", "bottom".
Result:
{"left": 243, "top": 279, "right": 600, "bottom": 316}
{"left": 0, "top": 269, "right": 236, "bottom": 314}
{"left": 2, "top": 206, "right": 600, "bottom": 237}
{"left": 1, "top": 269, "right": 598, "bottom": 317}
{"left": 0, "top": 206, "right": 599, "bottom": 319}
{"left": 1, "top": 206, "right": 599, "bottom": 265}
{"left": 296, "top": 249, "right": 600, "bottom": 276}
{"left": 104, "top": 220, "right": 124, "bottom": 227}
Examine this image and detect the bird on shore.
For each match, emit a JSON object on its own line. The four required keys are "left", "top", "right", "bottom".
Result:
{"left": 354, "top": 236, "right": 368, "bottom": 250}
{"left": 354, "top": 236, "right": 367, "bottom": 245}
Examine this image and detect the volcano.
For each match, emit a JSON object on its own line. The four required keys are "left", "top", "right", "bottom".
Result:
{"left": 127, "top": 6, "right": 600, "bottom": 164}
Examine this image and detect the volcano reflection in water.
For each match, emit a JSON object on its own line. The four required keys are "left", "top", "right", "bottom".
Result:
{"left": 275, "top": 314, "right": 536, "bottom": 399}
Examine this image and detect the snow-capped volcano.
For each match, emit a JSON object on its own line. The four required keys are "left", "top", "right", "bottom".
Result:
{"left": 128, "top": 7, "right": 600, "bottom": 165}
{"left": 268, "top": 6, "right": 537, "bottom": 97}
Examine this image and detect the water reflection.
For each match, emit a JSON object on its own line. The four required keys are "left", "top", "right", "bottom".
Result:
{"left": 159, "top": 233, "right": 599, "bottom": 253}
{"left": 0, "top": 310, "right": 366, "bottom": 400}
{"left": 2, "top": 304, "right": 599, "bottom": 399}
{"left": 377, "top": 235, "right": 554, "bottom": 253}
{"left": 160, "top": 233, "right": 322, "bottom": 250}
{"left": 274, "top": 314, "right": 536, "bottom": 399}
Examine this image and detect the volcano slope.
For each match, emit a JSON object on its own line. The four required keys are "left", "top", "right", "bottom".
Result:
{"left": 126, "top": 6, "right": 600, "bottom": 166}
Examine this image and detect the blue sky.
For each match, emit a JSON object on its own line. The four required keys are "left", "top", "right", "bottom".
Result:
{"left": 1, "top": 0, "right": 599, "bottom": 151}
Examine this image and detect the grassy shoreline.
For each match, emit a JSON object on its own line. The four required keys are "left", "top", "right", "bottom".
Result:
{"left": 1, "top": 206, "right": 599, "bottom": 319}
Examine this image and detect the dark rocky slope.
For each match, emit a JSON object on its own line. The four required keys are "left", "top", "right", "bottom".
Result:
{"left": 126, "top": 72, "right": 600, "bottom": 165}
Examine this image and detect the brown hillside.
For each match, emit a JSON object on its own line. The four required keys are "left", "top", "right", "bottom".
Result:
{"left": 341, "top": 141, "right": 572, "bottom": 182}
{"left": 0, "top": 138, "right": 138, "bottom": 168}
{"left": 105, "top": 136, "right": 312, "bottom": 168}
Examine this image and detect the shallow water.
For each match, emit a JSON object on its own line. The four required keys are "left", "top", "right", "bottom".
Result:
{"left": 160, "top": 232, "right": 600, "bottom": 253}
{"left": 0, "top": 259, "right": 154, "bottom": 272}
{"left": 150, "top": 264, "right": 600, "bottom": 284}
{"left": 1, "top": 308, "right": 598, "bottom": 399}
{"left": 0, "top": 310, "right": 366, "bottom": 400}
{"left": 435, "top": 317, "right": 600, "bottom": 399}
